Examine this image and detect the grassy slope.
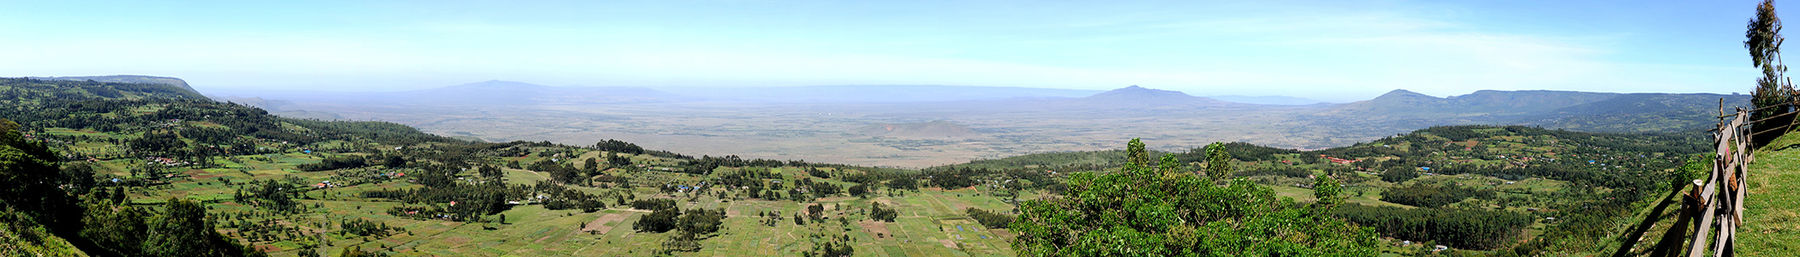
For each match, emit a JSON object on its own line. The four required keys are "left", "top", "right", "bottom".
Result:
{"left": 1739, "top": 132, "right": 1800, "bottom": 255}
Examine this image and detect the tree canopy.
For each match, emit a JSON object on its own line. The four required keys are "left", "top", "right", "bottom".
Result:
{"left": 1010, "top": 139, "right": 1378, "bottom": 256}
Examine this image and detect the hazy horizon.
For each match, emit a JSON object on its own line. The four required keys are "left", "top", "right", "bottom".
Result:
{"left": 1, "top": 0, "right": 1774, "bottom": 102}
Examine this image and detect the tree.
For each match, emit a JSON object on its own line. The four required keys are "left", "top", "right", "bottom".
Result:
{"left": 807, "top": 204, "right": 825, "bottom": 221}
{"left": 870, "top": 202, "right": 898, "bottom": 222}
{"left": 583, "top": 158, "right": 599, "bottom": 173}
{"left": 1010, "top": 139, "right": 1378, "bottom": 256}
{"left": 0, "top": 118, "right": 84, "bottom": 230}
{"left": 1203, "top": 142, "right": 1233, "bottom": 182}
{"left": 634, "top": 206, "right": 681, "bottom": 233}
{"left": 1313, "top": 173, "right": 1344, "bottom": 210}
{"left": 335, "top": 245, "right": 387, "bottom": 257}
{"left": 1749, "top": 0, "right": 1798, "bottom": 147}
{"left": 847, "top": 183, "right": 869, "bottom": 198}
{"left": 80, "top": 196, "right": 148, "bottom": 256}
{"left": 478, "top": 165, "right": 502, "bottom": 179}
{"left": 675, "top": 208, "right": 726, "bottom": 239}
{"left": 1157, "top": 154, "right": 1181, "bottom": 175}
{"left": 1126, "top": 138, "right": 1150, "bottom": 168}
{"left": 142, "top": 198, "right": 260, "bottom": 256}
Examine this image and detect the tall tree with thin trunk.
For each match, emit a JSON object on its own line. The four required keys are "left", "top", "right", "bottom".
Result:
{"left": 1749, "top": 0, "right": 1797, "bottom": 147}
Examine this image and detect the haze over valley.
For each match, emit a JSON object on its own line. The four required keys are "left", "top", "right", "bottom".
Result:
{"left": 216, "top": 80, "right": 1748, "bottom": 167}
{"left": 6, "top": 1, "right": 1797, "bottom": 256}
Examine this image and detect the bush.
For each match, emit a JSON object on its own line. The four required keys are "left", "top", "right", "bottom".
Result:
{"left": 965, "top": 208, "right": 1012, "bottom": 229}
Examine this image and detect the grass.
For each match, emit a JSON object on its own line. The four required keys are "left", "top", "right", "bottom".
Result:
{"left": 1739, "top": 132, "right": 1800, "bottom": 256}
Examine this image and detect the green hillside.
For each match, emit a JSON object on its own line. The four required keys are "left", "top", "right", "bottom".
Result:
{"left": 1739, "top": 133, "right": 1800, "bottom": 255}
{"left": 958, "top": 125, "right": 1713, "bottom": 255}
{"left": 0, "top": 78, "right": 1743, "bottom": 256}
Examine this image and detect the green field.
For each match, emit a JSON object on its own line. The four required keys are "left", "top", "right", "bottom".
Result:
{"left": 1740, "top": 133, "right": 1800, "bottom": 255}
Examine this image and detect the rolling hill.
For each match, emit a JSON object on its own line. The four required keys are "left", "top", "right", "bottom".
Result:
{"left": 32, "top": 75, "right": 204, "bottom": 97}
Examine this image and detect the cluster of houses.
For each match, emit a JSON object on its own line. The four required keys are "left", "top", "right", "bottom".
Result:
{"left": 313, "top": 180, "right": 339, "bottom": 189}
{"left": 145, "top": 157, "right": 188, "bottom": 166}
{"left": 1318, "top": 154, "right": 1359, "bottom": 165}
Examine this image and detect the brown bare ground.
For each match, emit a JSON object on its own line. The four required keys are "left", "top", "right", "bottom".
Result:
{"left": 858, "top": 220, "right": 890, "bottom": 238}
{"left": 582, "top": 213, "right": 629, "bottom": 233}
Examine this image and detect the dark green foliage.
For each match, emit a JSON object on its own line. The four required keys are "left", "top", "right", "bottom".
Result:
{"left": 530, "top": 158, "right": 587, "bottom": 185}
{"left": 240, "top": 180, "right": 301, "bottom": 213}
{"left": 631, "top": 199, "right": 677, "bottom": 211}
{"left": 0, "top": 77, "right": 204, "bottom": 100}
{"left": 806, "top": 204, "right": 824, "bottom": 221}
{"left": 361, "top": 164, "right": 518, "bottom": 221}
{"left": 886, "top": 177, "right": 918, "bottom": 191}
{"left": 2, "top": 79, "right": 455, "bottom": 148}
{"left": 1312, "top": 174, "right": 1344, "bottom": 209}
{"left": 298, "top": 155, "right": 368, "bottom": 171}
{"left": 535, "top": 181, "right": 606, "bottom": 212}
{"left": 380, "top": 155, "right": 406, "bottom": 168}
{"left": 1748, "top": 0, "right": 1797, "bottom": 147}
{"left": 143, "top": 198, "right": 263, "bottom": 257}
{"left": 606, "top": 152, "right": 631, "bottom": 166}
{"left": 1203, "top": 142, "right": 1232, "bottom": 181}
{"left": 128, "top": 129, "right": 186, "bottom": 155}
{"left": 801, "top": 178, "right": 841, "bottom": 197}
{"left": 1380, "top": 182, "right": 1491, "bottom": 208}
{"left": 1379, "top": 168, "right": 1420, "bottom": 183}
{"left": 478, "top": 164, "right": 502, "bottom": 179}
{"left": 804, "top": 235, "right": 854, "bottom": 257}
{"left": 675, "top": 208, "right": 726, "bottom": 238}
{"left": 635, "top": 207, "right": 681, "bottom": 233}
{"left": 0, "top": 119, "right": 83, "bottom": 230}
{"left": 594, "top": 139, "right": 644, "bottom": 155}
{"left": 1236, "top": 166, "right": 1310, "bottom": 178}
{"left": 1126, "top": 138, "right": 1150, "bottom": 167}
{"left": 1214, "top": 142, "right": 1298, "bottom": 162}
{"left": 339, "top": 218, "right": 397, "bottom": 237}
{"left": 847, "top": 183, "right": 869, "bottom": 197}
{"left": 80, "top": 197, "right": 148, "bottom": 256}
{"left": 926, "top": 168, "right": 978, "bottom": 189}
{"left": 334, "top": 245, "right": 388, "bottom": 257}
{"left": 965, "top": 208, "right": 1013, "bottom": 229}
{"left": 869, "top": 202, "right": 897, "bottom": 222}
{"left": 1331, "top": 204, "right": 1531, "bottom": 250}
{"left": 1010, "top": 139, "right": 1378, "bottom": 256}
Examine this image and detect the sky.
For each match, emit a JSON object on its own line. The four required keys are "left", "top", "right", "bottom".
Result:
{"left": 0, "top": 0, "right": 1785, "bottom": 101}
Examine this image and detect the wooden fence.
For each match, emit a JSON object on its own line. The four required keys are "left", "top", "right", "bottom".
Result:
{"left": 1682, "top": 99, "right": 1798, "bottom": 257}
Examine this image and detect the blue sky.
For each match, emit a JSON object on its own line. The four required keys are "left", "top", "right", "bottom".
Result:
{"left": 0, "top": 0, "right": 1783, "bottom": 101}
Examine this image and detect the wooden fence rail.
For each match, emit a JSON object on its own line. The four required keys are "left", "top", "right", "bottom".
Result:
{"left": 1682, "top": 99, "right": 1799, "bottom": 257}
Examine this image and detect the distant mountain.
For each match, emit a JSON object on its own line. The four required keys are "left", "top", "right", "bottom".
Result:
{"left": 1530, "top": 93, "right": 1751, "bottom": 133}
{"left": 1072, "top": 85, "right": 1236, "bottom": 108}
{"left": 1209, "top": 95, "right": 1325, "bottom": 105}
{"left": 1304, "top": 89, "right": 1751, "bottom": 140}
{"left": 28, "top": 75, "right": 206, "bottom": 99}
{"left": 1336, "top": 89, "right": 1617, "bottom": 117}
{"left": 659, "top": 85, "right": 1102, "bottom": 103}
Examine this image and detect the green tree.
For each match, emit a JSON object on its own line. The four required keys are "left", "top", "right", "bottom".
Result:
{"left": 1156, "top": 154, "right": 1181, "bottom": 175}
{"left": 143, "top": 198, "right": 260, "bottom": 256}
{"left": 1313, "top": 173, "right": 1345, "bottom": 210}
{"left": 335, "top": 245, "right": 387, "bottom": 257}
{"left": 1010, "top": 139, "right": 1378, "bottom": 256}
{"left": 80, "top": 196, "right": 148, "bottom": 256}
{"left": 0, "top": 118, "right": 83, "bottom": 229}
{"left": 1749, "top": 0, "right": 1798, "bottom": 147}
{"left": 1126, "top": 138, "right": 1151, "bottom": 168}
{"left": 1203, "top": 142, "right": 1233, "bottom": 182}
